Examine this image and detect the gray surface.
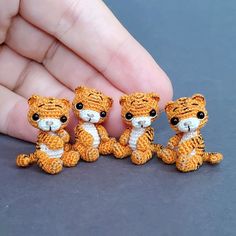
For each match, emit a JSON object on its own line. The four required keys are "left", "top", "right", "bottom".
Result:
{"left": 0, "top": 0, "right": 236, "bottom": 235}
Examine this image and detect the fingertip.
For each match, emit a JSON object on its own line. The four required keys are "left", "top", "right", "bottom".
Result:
{"left": 156, "top": 71, "right": 173, "bottom": 110}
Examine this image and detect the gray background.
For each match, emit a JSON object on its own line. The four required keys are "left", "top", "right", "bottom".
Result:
{"left": 0, "top": 0, "right": 235, "bottom": 235}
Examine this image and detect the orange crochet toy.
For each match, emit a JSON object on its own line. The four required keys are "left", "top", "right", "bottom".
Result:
{"left": 157, "top": 94, "right": 223, "bottom": 172}
{"left": 113, "top": 92, "right": 160, "bottom": 165}
{"left": 16, "top": 95, "right": 80, "bottom": 174}
{"left": 72, "top": 86, "right": 115, "bottom": 162}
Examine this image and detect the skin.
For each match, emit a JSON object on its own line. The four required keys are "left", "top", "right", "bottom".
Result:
{"left": 0, "top": 0, "right": 173, "bottom": 142}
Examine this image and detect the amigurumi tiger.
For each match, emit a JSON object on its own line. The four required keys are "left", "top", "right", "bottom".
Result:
{"left": 156, "top": 94, "right": 223, "bottom": 172}
{"left": 16, "top": 95, "right": 80, "bottom": 174}
{"left": 72, "top": 86, "right": 115, "bottom": 162}
{"left": 113, "top": 92, "right": 160, "bottom": 165}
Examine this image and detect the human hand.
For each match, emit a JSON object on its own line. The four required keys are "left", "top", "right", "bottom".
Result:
{"left": 0, "top": 0, "right": 172, "bottom": 142}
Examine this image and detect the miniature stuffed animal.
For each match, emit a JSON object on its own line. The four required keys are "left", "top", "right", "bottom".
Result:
{"left": 157, "top": 94, "right": 223, "bottom": 172}
{"left": 16, "top": 95, "right": 80, "bottom": 174}
{"left": 113, "top": 92, "right": 160, "bottom": 165}
{"left": 72, "top": 86, "right": 115, "bottom": 162}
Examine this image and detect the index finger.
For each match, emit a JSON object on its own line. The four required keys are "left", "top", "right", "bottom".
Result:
{"left": 20, "top": 0, "right": 172, "bottom": 106}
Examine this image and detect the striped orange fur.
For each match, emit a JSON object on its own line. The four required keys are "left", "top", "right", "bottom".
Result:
{"left": 72, "top": 87, "right": 115, "bottom": 162}
{"left": 16, "top": 95, "right": 80, "bottom": 174}
{"left": 156, "top": 94, "right": 223, "bottom": 172}
{"left": 113, "top": 92, "right": 160, "bottom": 165}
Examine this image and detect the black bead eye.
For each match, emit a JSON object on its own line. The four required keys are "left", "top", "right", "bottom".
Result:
{"left": 100, "top": 111, "right": 107, "bottom": 118}
{"left": 125, "top": 112, "right": 133, "bottom": 120}
{"left": 60, "top": 115, "right": 67, "bottom": 123}
{"left": 197, "top": 111, "right": 205, "bottom": 119}
{"left": 170, "top": 117, "right": 179, "bottom": 125}
{"left": 150, "top": 109, "right": 157, "bottom": 117}
{"left": 32, "top": 113, "right": 39, "bottom": 121}
{"left": 75, "top": 102, "right": 83, "bottom": 110}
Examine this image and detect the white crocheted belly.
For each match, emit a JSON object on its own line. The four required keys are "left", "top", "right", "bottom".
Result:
{"left": 180, "top": 131, "right": 198, "bottom": 143}
{"left": 81, "top": 122, "right": 100, "bottom": 148}
{"left": 40, "top": 144, "right": 64, "bottom": 159}
{"left": 129, "top": 128, "right": 145, "bottom": 151}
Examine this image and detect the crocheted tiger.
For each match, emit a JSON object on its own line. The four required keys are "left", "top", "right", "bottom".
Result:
{"left": 113, "top": 92, "right": 160, "bottom": 165}
{"left": 16, "top": 95, "right": 80, "bottom": 174}
{"left": 72, "top": 86, "right": 115, "bottom": 162}
{"left": 157, "top": 94, "right": 223, "bottom": 172}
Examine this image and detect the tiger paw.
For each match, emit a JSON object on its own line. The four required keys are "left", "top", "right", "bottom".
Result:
{"left": 207, "top": 153, "right": 223, "bottom": 164}
{"left": 131, "top": 150, "right": 152, "bottom": 165}
{"left": 113, "top": 142, "right": 128, "bottom": 159}
{"left": 16, "top": 154, "right": 31, "bottom": 167}
{"left": 38, "top": 158, "right": 63, "bottom": 175}
{"left": 82, "top": 147, "right": 99, "bottom": 162}
{"left": 62, "top": 151, "right": 80, "bottom": 167}
{"left": 176, "top": 155, "right": 203, "bottom": 172}
{"left": 158, "top": 148, "right": 177, "bottom": 164}
{"left": 99, "top": 138, "right": 116, "bottom": 155}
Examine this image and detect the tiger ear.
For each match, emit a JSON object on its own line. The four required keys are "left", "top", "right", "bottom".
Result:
{"left": 165, "top": 101, "right": 175, "bottom": 113}
{"left": 61, "top": 98, "right": 71, "bottom": 109}
{"left": 192, "top": 94, "right": 206, "bottom": 105}
{"left": 28, "top": 95, "right": 40, "bottom": 105}
{"left": 148, "top": 93, "right": 160, "bottom": 102}
{"left": 119, "top": 95, "right": 128, "bottom": 106}
{"left": 74, "top": 86, "right": 85, "bottom": 94}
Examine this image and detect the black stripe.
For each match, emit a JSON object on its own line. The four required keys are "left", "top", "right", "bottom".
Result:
{"left": 146, "top": 130, "right": 151, "bottom": 135}
{"left": 179, "top": 110, "right": 193, "bottom": 115}
{"left": 55, "top": 104, "right": 62, "bottom": 108}
{"left": 148, "top": 137, "right": 153, "bottom": 142}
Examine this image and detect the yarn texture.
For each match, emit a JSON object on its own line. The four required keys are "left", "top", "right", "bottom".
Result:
{"left": 157, "top": 94, "right": 223, "bottom": 172}
{"left": 113, "top": 92, "right": 160, "bottom": 165}
{"left": 16, "top": 95, "right": 80, "bottom": 174}
{"left": 72, "top": 86, "right": 115, "bottom": 162}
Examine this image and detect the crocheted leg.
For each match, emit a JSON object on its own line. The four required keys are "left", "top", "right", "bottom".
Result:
{"left": 61, "top": 150, "right": 80, "bottom": 167}
{"left": 131, "top": 149, "right": 152, "bottom": 165}
{"left": 73, "top": 142, "right": 82, "bottom": 152}
{"left": 176, "top": 153, "right": 203, "bottom": 172}
{"left": 84, "top": 147, "right": 99, "bottom": 162}
{"left": 203, "top": 152, "right": 223, "bottom": 164}
{"left": 75, "top": 143, "right": 99, "bottom": 162}
{"left": 16, "top": 153, "right": 37, "bottom": 167}
{"left": 158, "top": 148, "right": 177, "bottom": 164}
{"left": 37, "top": 151, "right": 63, "bottom": 174}
{"left": 99, "top": 138, "right": 116, "bottom": 155}
{"left": 113, "top": 142, "right": 132, "bottom": 159}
